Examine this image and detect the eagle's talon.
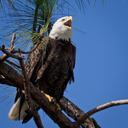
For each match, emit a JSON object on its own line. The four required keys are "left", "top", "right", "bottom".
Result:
{"left": 56, "top": 103, "right": 61, "bottom": 111}
{"left": 42, "top": 92, "right": 54, "bottom": 102}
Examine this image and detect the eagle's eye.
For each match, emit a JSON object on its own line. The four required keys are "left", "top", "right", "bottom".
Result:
{"left": 61, "top": 18, "right": 65, "bottom": 21}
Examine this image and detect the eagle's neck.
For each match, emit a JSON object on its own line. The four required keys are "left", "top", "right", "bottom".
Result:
{"left": 49, "top": 34, "right": 71, "bottom": 42}
{"left": 56, "top": 37, "right": 71, "bottom": 43}
{"left": 49, "top": 34, "right": 71, "bottom": 43}
{"left": 58, "top": 38, "right": 71, "bottom": 44}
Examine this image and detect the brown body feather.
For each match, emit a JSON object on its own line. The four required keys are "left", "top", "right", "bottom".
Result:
{"left": 25, "top": 37, "right": 76, "bottom": 100}
{"left": 35, "top": 38, "right": 76, "bottom": 100}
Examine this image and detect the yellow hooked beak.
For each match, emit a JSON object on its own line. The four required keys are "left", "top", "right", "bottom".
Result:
{"left": 64, "top": 16, "right": 72, "bottom": 28}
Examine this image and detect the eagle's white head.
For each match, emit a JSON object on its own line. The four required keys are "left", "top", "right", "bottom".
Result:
{"left": 49, "top": 16, "right": 72, "bottom": 41}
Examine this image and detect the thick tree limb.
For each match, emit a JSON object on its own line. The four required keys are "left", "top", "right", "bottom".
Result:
{"left": 74, "top": 99, "right": 128, "bottom": 127}
{"left": 0, "top": 62, "right": 99, "bottom": 128}
{"left": 31, "top": 86, "right": 75, "bottom": 128}
{"left": 0, "top": 62, "right": 75, "bottom": 128}
{"left": 60, "top": 97, "right": 96, "bottom": 128}
{"left": 0, "top": 62, "right": 23, "bottom": 89}
{"left": 0, "top": 75, "right": 14, "bottom": 86}
{"left": 19, "top": 58, "right": 44, "bottom": 128}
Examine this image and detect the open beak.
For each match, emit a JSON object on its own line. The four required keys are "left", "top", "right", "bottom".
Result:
{"left": 64, "top": 16, "right": 72, "bottom": 27}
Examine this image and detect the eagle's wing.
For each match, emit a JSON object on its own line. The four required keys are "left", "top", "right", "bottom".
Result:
{"left": 69, "top": 43, "right": 76, "bottom": 82}
{"left": 25, "top": 37, "right": 49, "bottom": 83}
{"left": 35, "top": 38, "right": 57, "bottom": 81}
{"left": 71, "top": 44, "right": 76, "bottom": 69}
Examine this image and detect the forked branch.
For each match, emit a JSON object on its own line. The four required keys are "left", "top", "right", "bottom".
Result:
{"left": 0, "top": 33, "right": 16, "bottom": 62}
{"left": 74, "top": 99, "right": 128, "bottom": 127}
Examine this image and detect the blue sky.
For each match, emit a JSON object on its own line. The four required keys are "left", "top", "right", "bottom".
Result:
{"left": 0, "top": 0, "right": 128, "bottom": 128}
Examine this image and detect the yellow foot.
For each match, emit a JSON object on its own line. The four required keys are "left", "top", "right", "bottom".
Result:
{"left": 56, "top": 103, "right": 61, "bottom": 111}
{"left": 41, "top": 91, "right": 53, "bottom": 102}
{"left": 41, "top": 91, "right": 61, "bottom": 110}
{"left": 45, "top": 93, "right": 54, "bottom": 102}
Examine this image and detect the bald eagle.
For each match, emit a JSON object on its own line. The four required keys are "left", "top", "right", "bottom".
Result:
{"left": 8, "top": 16, "right": 76, "bottom": 123}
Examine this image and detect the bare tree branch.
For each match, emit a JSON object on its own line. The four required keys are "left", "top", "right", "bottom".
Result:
{"left": 10, "top": 33, "right": 16, "bottom": 49}
{"left": 0, "top": 75, "right": 14, "bottom": 86}
{"left": 60, "top": 97, "right": 96, "bottom": 128}
{"left": 19, "top": 56, "right": 44, "bottom": 128}
{"left": 0, "top": 62, "right": 23, "bottom": 89}
{"left": 0, "top": 33, "right": 16, "bottom": 62}
{"left": 0, "top": 62, "right": 97, "bottom": 128}
{"left": 0, "top": 62, "right": 75, "bottom": 128}
{"left": 0, "top": 46, "right": 22, "bottom": 60}
{"left": 0, "top": 39, "right": 99, "bottom": 128}
{"left": 74, "top": 99, "right": 128, "bottom": 127}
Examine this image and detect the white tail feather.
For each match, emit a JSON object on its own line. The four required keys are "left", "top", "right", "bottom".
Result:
{"left": 8, "top": 97, "right": 28, "bottom": 120}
